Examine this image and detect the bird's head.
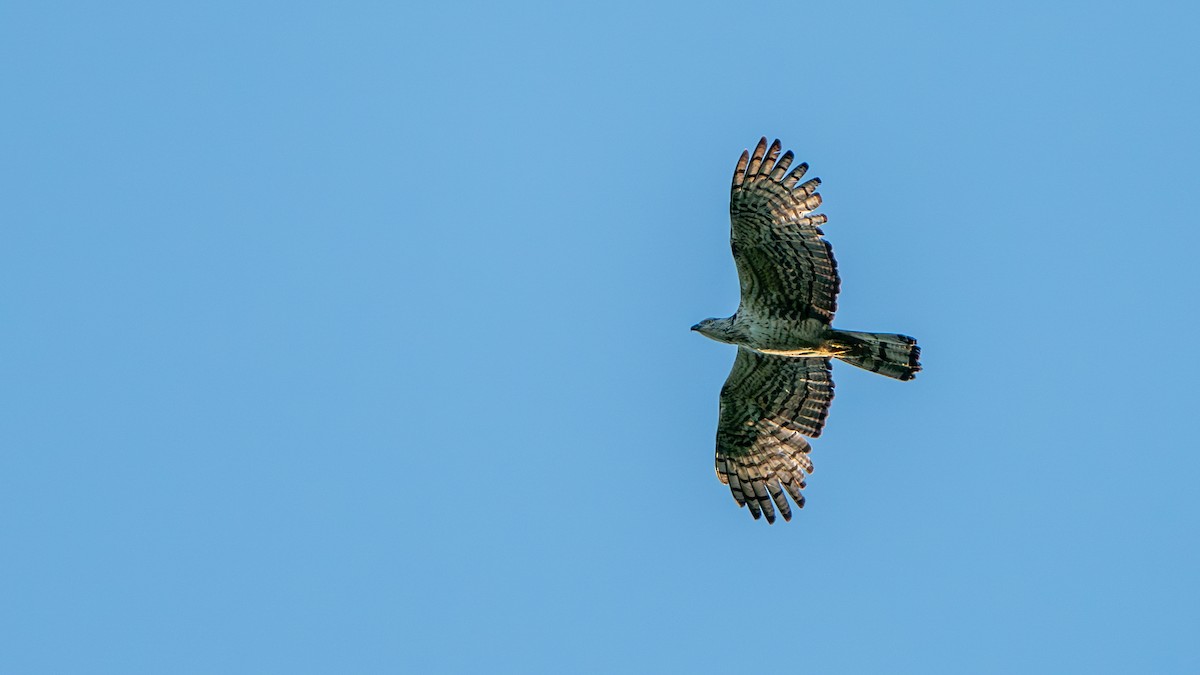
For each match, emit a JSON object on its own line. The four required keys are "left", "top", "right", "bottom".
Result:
{"left": 691, "top": 317, "right": 739, "bottom": 344}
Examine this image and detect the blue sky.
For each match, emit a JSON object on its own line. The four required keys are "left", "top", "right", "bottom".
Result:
{"left": 2, "top": 1, "right": 1198, "bottom": 673}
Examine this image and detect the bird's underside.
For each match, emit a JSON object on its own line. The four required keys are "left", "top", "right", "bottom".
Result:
{"left": 693, "top": 137, "right": 921, "bottom": 524}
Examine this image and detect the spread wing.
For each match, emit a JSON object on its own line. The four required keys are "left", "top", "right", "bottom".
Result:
{"left": 715, "top": 347, "right": 834, "bottom": 523}
{"left": 730, "top": 137, "right": 840, "bottom": 324}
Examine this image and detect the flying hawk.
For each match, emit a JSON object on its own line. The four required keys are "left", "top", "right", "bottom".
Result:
{"left": 692, "top": 137, "right": 921, "bottom": 524}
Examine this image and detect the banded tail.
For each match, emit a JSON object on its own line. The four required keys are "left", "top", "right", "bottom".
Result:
{"left": 831, "top": 330, "right": 922, "bottom": 381}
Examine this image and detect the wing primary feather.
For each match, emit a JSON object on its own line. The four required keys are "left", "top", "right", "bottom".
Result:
{"left": 767, "top": 479, "right": 791, "bottom": 522}
{"left": 732, "top": 150, "right": 749, "bottom": 187}
{"left": 796, "top": 177, "right": 822, "bottom": 198}
{"left": 727, "top": 468, "right": 746, "bottom": 506}
{"left": 780, "top": 161, "right": 809, "bottom": 189}
{"left": 760, "top": 139, "right": 782, "bottom": 177}
{"left": 716, "top": 457, "right": 731, "bottom": 485}
{"left": 770, "top": 150, "right": 794, "bottom": 181}
{"left": 759, "top": 482, "right": 777, "bottom": 524}
{"left": 747, "top": 460, "right": 773, "bottom": 523}
{"left": 739, "top": 463, "right": 762, "bottom": 519}
{"left": 746, "top": 137, "right": 769, "bottom": 176}
{"left": 779, "top": 470, "right": 805, "bottom": 508}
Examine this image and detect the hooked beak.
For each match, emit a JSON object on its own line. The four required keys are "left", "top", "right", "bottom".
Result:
{"left": 690, "top": 323, "right": 701, "bottom": 331}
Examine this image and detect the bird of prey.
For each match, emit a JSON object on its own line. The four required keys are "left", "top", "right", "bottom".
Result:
{"left": 692, "top": 137, "right": 921, "bottom": 524}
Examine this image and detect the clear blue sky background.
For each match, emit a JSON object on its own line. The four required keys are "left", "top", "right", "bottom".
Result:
{"left": 2, "top": 2, "right": 1198, "bottom": 673}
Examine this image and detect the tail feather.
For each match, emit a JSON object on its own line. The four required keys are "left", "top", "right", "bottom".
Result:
{"left": 832, "top": 330, "right": 921, "bottom": 381}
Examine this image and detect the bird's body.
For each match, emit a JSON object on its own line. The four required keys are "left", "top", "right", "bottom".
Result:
{"left": 696, "top": 315, "right": 831, "bottom": 356}
{"left": 693, "top": 137, "right": 921, "bottom": 523}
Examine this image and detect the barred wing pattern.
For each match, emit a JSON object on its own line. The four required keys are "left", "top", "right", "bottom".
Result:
{"left": 715, "top": 347, "right": 834, "bottom": 523}
{"left": 730, "top": 137, "right": 840, "bottom": 324}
